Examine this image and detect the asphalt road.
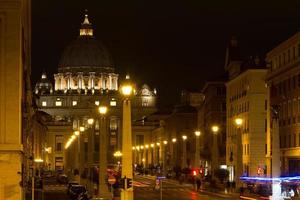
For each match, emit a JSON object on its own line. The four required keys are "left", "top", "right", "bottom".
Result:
{"left": 133, "top": 175, "right": 238, "bottom": 200}
{"left": 42, "top": 175, "right": 239, "bottom": 200}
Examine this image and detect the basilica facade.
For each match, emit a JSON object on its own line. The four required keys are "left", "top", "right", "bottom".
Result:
{"left": 34, "top": 13, "right": 157, "bottom": 186}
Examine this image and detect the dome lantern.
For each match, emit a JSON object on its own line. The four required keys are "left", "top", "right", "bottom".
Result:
{"left": 80, "top": 11, "right": 93, "bottom": 37}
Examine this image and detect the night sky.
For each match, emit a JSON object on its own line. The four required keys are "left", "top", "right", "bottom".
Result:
{"left": 32, "top": 0, "right": 300, "bottom": 108}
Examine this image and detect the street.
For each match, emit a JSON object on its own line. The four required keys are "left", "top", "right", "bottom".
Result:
{"left": 40, "top": 175, "right": 239, "bottom": 200}
{"left": 133, "top": 175, "right": 238, "bottom": 200}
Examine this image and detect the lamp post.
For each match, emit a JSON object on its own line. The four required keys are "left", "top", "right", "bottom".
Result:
{"left": 145, "top": 145, "right": 149, "bottom": 168}
{"left": 234, "top": 118, "right": 243, "bottom": 190}
{"left": 171, "top": 138, "right": 177, "bottom": 169}
{"left": 32, "top": 158, "right": 43, "bottom": 200}
{"left": 150, "top": 143, "right": 154, "bottom": 166}
{"left": 120, "top": 75, "right": 134, "bottom": 200}
{"left": 194, "top": 131, "right": 201, "bottom": 168}
{"left": 162, "top": 140, "right": 168, "bottom": 175}
{"left": 98, "top": 105, "right": 111, "bottom": 199}
{"left": 78, "top": 125, "right": 85, "bottom": 184}
{"left": 182, "top": 135, "right": 187, "bottom": 168}
{"left": 211, "top": 125, "right": 219, "bottom": 180}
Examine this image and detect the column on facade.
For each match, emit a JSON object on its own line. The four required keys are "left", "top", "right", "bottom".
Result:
{"left": 78, "top": 73, "right": 83, "bottom": 90}
{"left": 54, "top": 74, "right": 60, "bottom": 91}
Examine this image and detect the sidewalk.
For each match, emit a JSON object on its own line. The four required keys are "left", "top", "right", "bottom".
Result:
{"left": 136, "top": 175, "right": 240, "bottom": 199}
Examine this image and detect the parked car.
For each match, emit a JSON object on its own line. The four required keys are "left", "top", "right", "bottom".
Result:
{"left": 69, "top": 185, "right": 86, "bottom": 199}
{"left": 67, "top": 181, "right": 79, "bottom": 194}
{"left": 57, "top": 174, "right": 68, "bottom": 184}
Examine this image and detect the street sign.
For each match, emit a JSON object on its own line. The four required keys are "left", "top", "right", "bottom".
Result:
{"left": 108, "top": 175, "right": 116, "bottom": 185}
{"left": 157, "top": 176, "right": 166, "bottom": 179}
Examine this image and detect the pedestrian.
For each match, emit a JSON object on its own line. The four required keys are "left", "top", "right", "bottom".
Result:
{"left": 196, "top": 177, "right": 201, "bottom": 191}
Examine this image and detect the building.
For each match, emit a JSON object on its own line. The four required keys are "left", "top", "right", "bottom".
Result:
{"left": 0, "top": 0, "right": 31, "bottom": 199}
{"left": 225, "top": 37, "right": 267, "bottom": 182}
{"left": 197, "top": 81, "right": 226, "bottom": 176}
{"left": 266, "top": 32, "right": 300, "bottom": 176}
{"left": 34, "top": 13, "right": 157, "bottom": 188}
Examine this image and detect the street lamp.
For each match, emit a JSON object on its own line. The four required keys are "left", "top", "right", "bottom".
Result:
{"left": 162, "top": 140, "right": 168, "bottom": 175}
{"left": 87, "top": 118, "right": 94, "bottom": 125}
{"left": 195, "top": 131, "right": 201, "bottom": 168}
{"left": 182, "top": 135, "right": 187, "bottom": 168}
{"left": 234, "top": 118, "right": 243, "bottom": 189}
{"left": 211, "top": 125, "right": 219, "bottom": 180}
{"left": 120, "top": 75, "right": 134, "bottom": 200}
{"left": 98, "top": 105, "right": 111, "bottom": 199}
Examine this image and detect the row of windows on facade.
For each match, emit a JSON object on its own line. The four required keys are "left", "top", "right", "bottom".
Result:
{"left": 227, "top": 144, "right": 250, "bottom": 158}
{"left": 272, "top": 75, "right": 300, "bottom": 97}
{"left": 279, "top": 98, "right": 300, "bottom": 120}
{"left": 228, "top": 101, "right": 250, "bottom": 117}
{"left": 280, "top": 133, "right": 300, "bottom": 148}
{"left": 54, "top": 131, "right": 118, "bottom": 152}
{"left": 41, "top": 98, "right": 150, "bottom": 107}
{"left": 229, "top": 90, "right": 247, "bottom": 103}
{"left": 271, "top": 44, "right": 300, "bottom": 71}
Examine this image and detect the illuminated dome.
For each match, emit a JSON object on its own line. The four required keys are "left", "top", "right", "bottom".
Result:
{"left": 58, "top": 14, "right": 114, "bottom": 73}
{"left": 35, "top": 73, "right": 53, "bottom": 94}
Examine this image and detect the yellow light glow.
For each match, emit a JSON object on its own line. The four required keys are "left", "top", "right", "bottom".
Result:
{"left": 156, "top": 142, "right": 160, "bottom": 146}
{"left": 71, "top": 135, "right": 76, "bottom": 139}
{"left": 121, "top": 85, "right": 133, "bottom": 96}
{"left": 151, "top": 143, "right": 154, "bottom": 148}
{"left": 34, "top": 158, "right": 44, "bottom": 163}
{"left": 136, "top": 146, "right": 140, "bottom": 150}
{"left": 88, "top": 118, "right": 94, "bottom": 125}
{"left": 99, "top": 106, "right": 108, "bottom": 114}
{"left": 140, "top": 146, "right": 144, "bottom": 149}
{"left": 74, "top": 131, "right": 80, "bottom": 136}
{"left": 145, "top": 144, "right": 149, "bottom": 149}
{"left": 132, "top": 146, "right": 136, "bottom": 150}
{"left": 235, "top": 118, "right": 243, "bottom": 127}
{"left": 163, "top": 140, "right": 168, "bottom": 145}
{"left": 114, "top": 151, "right": 122, "bottom": 157}
{"left": 212, "top": 125, "right": 219, "bottom": 133}
{"left": 79, "top": 126, "right": 85, "bottom": 132}
{"left": 195, "top": 131, "right": 201, "bottom": 136}
{"left": 172, "top": 138, "right": 177, "bottom": 143}
{"left": 142, "top": 158, "right": 145, "bottom": 162}
{"left": 182, "top": 135, "right": 187, "bottom": 140}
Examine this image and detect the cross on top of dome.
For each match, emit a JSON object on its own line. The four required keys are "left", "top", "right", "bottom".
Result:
{"left": 80, "top": 10, "right": 93, "bottom": 37}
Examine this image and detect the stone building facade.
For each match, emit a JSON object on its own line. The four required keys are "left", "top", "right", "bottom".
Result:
{"left": 197, "top": 82, "right": 226, "bottom": 176}
{"left": 266, "top": 32, "right": 300, "bottom": 176}
{"left": 225, "top": 37, "right": 267, "bottom": 182}
{"left": 0, "top": 0, "right": 31, "bottom": 199}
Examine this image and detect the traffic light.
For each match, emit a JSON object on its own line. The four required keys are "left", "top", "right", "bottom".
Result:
{"left": 127, "top": 178, "right": 133, "bottom": 188}
{"left": 119, "top": 177, "right": 125, "bottom": 189}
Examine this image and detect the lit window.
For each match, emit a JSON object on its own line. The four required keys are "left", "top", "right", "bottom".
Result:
{"left": 72, "top": 101, "right": 77, "bottom": 106}
{"left": 95, "top": 101, "right": 99, "bottom": 106}
{"left": 42, "top": 101, "right": 47, "bottom": 107}
{"left": 56, "top": 101, "right": 62, "bottom": 106}
{"left": 110, "top": 101, "right": 117, "bottom": 106}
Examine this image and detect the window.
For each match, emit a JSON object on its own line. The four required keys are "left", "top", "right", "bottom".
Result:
{"left": 55, "top": 135, "right": 63, "bottom": 152}
{"left": 110, "top": 100, "right": 117, "bottom": 106}
{"left": 95, "top": 101, "right": 99, "bottom": 106}
{"left": 55, "top": 101, "right": 62, "bottom": 106}
{"left": 42, "top": 101, "right": 47, "bottom": 107}
{"left": 265, "top": 100, "right": 267, "bottom": 111}
{"left": 72, "top": 100, "right": 77, "bottom": 106}
{"left": 265, "top": 119, "right": 267, "bottom": 132}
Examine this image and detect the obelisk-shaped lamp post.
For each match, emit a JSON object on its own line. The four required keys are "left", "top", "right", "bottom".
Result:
{"left": 120, "top": 75, "right": 134, "bottom": 200}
